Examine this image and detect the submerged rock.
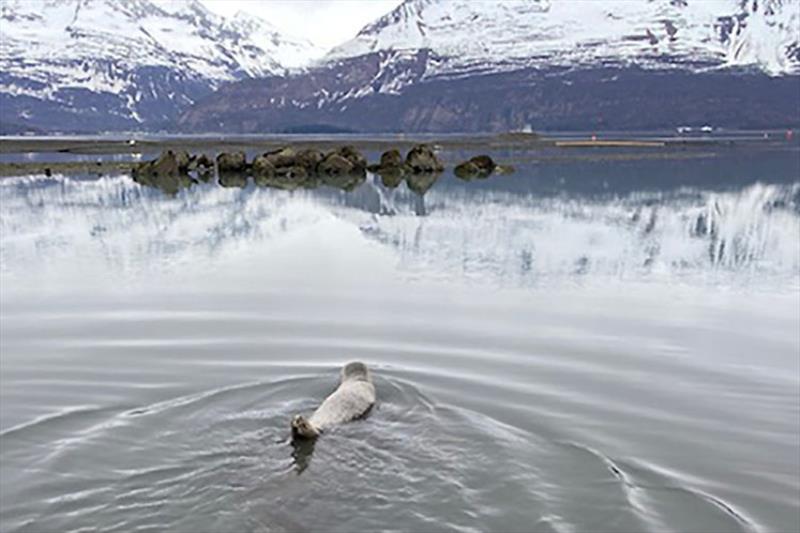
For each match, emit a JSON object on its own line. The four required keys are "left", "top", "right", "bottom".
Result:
{"left": 216, "top": 151, "right": 247, "bottom": 172}
{"left": 406, "top": 144, "right": 444, "bottom": 173}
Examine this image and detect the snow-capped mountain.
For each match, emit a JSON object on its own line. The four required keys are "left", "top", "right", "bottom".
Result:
{"left": 179, "top": 0, "right": 800, "bottom": 133}
{"left": 0, "top": 0, "right": 323, "bottom": 132}
{"left": 328, "top": 0, "right": 800, "bottom": 78}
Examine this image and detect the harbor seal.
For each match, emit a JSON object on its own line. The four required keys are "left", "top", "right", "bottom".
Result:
{"left": 291, "top": 362, "right": 376, "bottom": 439}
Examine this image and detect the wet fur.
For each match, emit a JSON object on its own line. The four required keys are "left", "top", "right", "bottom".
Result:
{"left": 292, "top": 362, "right": 376, "bottom": 439}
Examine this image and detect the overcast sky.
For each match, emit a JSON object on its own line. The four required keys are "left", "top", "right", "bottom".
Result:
{"left": 201, "top": 0, "right": 403, "bottom": 49}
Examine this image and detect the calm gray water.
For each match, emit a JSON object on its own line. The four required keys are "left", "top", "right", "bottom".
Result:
{"left": 1, "top": 147, "right": 799, "bottom": 533}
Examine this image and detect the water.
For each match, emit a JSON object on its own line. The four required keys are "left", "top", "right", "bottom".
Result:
{"left": 1, "top": 145, "right": 799, "bottom": 533}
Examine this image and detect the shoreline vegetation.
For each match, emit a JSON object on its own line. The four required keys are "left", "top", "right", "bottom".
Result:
{"left": 0, "top": 131, "right": 795, "bottom": 180}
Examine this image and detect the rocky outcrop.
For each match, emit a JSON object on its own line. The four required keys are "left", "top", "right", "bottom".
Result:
{"left": 251, "top": 146, "right": 363, "bottom": 182}
{"left": 131, "top": 144, "right": 450, "bottom": 195}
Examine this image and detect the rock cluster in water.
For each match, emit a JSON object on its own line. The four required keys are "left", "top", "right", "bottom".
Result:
{"left": 133, "top": 144, "right": 512, "bottom": 195}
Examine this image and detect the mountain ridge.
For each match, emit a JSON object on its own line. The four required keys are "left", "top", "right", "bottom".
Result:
{"left": 326, "top": 0, "right": 800, "bottom": 77}
{"left": 0, "top": 0, "right": 323, "bottom": 132}
{"left": 178, "top": 0, "right": 800, "bottom": 133}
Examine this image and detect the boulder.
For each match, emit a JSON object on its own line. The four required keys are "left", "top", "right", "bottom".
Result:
{"left": 216, "top": 151, "right": 247, "bottom": 172}
{"left": 454, "top": 155, "right": 505, "bottom": 180}
{"left": 295, "top": 149, "right": 325, "bottom": 173}
{"left": 133, "top": 149, "right": 188, "bottom": 179}
{"left": 469, "top": 155, "right": 496, "bottom": 173}
{"left": 405, "top": 144, "right": 444, "bottom": 173}
{"left": 368, "top": 148, "right": 409, "bottom": 179}
{"left": 337, "top": 145, "right": 367, "bottom": 171}
{"left": 262, "top": 147, "right": 297, "bottom": 169}
{"left": 252, "top": 154, "right": 276, "bottom": 177}
{"left": 174, "top": 149, "right": 191, "bottom": 171}
{"left": 189, "top": 153, "right": 213, "bottom": 171}
{"left": 318, "top": 153, "right": 355, "bottom": 176}
{"left": 379, "top": 149, "right": 404, "bottom": 169}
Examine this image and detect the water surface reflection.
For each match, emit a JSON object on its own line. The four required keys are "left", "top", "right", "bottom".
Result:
{"left": 0, "top": 156, "right": 798, "bottom": 533}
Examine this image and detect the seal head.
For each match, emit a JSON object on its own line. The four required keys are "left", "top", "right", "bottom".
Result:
{"left": 291, "top": 414, "right": 320, "bottom": 439}
{"left": 341, "top": 361, "right": 371, "bottom": 383}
